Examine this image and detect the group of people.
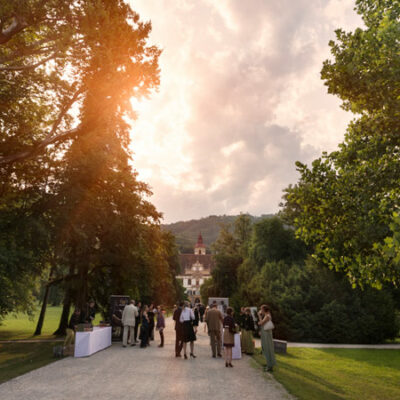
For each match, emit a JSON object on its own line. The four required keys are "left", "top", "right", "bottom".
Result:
{"left": 65, "top": 298, "right": 276, "bottom": 373}
{"left": 173, "top": 301, "right": 276, "bottom": 371}
{"left": 120, "top": 301, "right": 166, "bottom": 348}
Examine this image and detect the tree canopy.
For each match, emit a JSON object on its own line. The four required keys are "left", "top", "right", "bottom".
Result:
{"left": 0, "top": 1, "right": 179, "bottom": 328}
{"left": 280, "top": 0, "right": 400, "bottom": 288}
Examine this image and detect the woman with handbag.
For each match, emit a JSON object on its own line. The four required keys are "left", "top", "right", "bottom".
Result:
{"left": 258, "top": 304, "right": 276, "bottom": 372}
{"left": 179, "top": 301, "right": 197, "bottom": 359}
{"left": 223, "top": 307, "right": 236, "bottom": 368}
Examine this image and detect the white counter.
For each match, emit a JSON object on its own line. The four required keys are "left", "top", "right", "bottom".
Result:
{"left": 74, "top": 326, "right": 112, "bottom": 358}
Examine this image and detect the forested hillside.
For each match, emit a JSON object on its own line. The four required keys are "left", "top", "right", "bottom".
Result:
{"left": 162, "top": 214, "right": 274, "bottom": 252}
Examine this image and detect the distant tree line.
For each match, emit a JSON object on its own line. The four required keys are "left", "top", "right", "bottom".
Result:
{"left": 162, "top": 214, "right": 273, "bottom": 253}
{"left": 201, "top": 215, "right": 399, "bottom": 343}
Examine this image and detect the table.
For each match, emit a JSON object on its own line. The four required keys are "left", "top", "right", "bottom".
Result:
{"left": 74, "top": 326, "right": 112, "bottom": 357}
{"left": 232, "top": 333, "right": 242, "bottom": 359}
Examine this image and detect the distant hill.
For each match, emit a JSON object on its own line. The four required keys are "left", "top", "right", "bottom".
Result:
{"left": 162, "top": 214, "right": 274, "bottom": 253}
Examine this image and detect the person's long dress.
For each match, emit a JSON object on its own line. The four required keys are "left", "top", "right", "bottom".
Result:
{"left": 140, "top": 315, "right": 149, "bottom": 348}
{"left": 260, "top": 327, "right": 276, "bottom": 369}
{"left": 148, "top": 309, "right": 155, "bottom": 340}
{"left": 241, "top": 314, "right": 255, "bottom": 354}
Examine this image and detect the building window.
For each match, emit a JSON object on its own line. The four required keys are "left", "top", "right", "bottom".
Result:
{"left": 196, "top": 279, "right": 200, "bottom": 286}
{"left": 188, "top": 278, "right": 192, "bottom": 285}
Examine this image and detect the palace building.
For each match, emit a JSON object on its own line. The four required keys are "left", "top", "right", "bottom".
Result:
{"left": 176, "top": 233, "right": 215, "bottom": 303}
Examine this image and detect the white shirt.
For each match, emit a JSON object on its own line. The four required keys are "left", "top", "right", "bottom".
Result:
{"left": 180, "top": 307, "right": 195, "bottom": 322}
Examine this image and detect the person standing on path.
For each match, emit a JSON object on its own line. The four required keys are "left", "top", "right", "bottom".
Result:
{"left": 258, "top": 305, "right": 276, "bottom": 372}
{"left": 156, "top": 305, "right": 166, "bottom": 347}
{"left": 173, "top": 302, "right": 184, "bottom": 357}
{"left": 122, "top": 300, "right": 138, "bottom": 347}
{"left": 179, "top": 301, "right": 197, "bottom": 359}
{"left": 223, "top": 307, "right": 236, "bottom": 367}
{"left": 241, "top": 307, "right": 255, "bottom": 355}
{"left": 140, "top": 305, "right": 150, "bottom": 348}
{"left": 205, "top": 302, "right": 223, "bottom": 358}
{"left": 134, "top": 301, "right": 142, "bottom": 343}
{"left": 148, "top": 303, "right": 156, "bottom": 341}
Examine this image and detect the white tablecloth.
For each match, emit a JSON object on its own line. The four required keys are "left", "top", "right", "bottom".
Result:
{"left": 74, "top": 326, "right": 112, "bottom": 358}
{"left": 232, "top": 333, "right": 242, "bottom": 359}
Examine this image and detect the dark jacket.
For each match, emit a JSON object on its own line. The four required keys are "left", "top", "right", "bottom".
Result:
{"left": 223, "top": 315, "right": 236, "bottom": 334}
{"left": 193, "top": 308, "right": 200, "bottom": 327}
{"left": 173, "top": 307, "right": 184, "bottom": 334}
{"left": 68, "top": 313, "right": 81, "bottom": 330}
{"left": 243, "top": 314, "right": 255, "bottom": 331}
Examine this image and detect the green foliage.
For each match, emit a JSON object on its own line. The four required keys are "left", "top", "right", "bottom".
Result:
{"left": 250, "top": 217, "right": 307, "bottom": 266}
{"left": 280, "top": 0, "right": 400, "bottom": 288}
{"left": 245, "top": 259, "right": 398, "bottom": 343}
{"left": 214, "top": 215, "right": 399, "bottom": 343}
{"left": 322, "top": 0, "right": 400, "bottom": 116}
{"left": 0, "top": 1, "right": 178, "bottom": 322}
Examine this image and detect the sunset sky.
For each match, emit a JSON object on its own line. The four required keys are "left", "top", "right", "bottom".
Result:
{"left": 128, "top": 0, "right": 362, "bottom": 223}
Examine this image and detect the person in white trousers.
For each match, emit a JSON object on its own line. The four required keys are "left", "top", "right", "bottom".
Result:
{"left": 122, "top": 300, "right": 139, "bottom": 347}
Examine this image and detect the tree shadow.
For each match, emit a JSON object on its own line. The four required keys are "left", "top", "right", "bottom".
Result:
{"left": 317, "top": 348, "right": 400, "bottom": 371}
{"left": 277, "top": 358, "right": 347, "bottom": 399}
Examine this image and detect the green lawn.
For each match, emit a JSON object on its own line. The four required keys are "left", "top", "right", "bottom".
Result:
{"left": 0, "top": 306, "right": 64, "bottom": 341}
{"left": 0, "top": 305, "right": 102, "bottom": 341}
{"left": 0, "top": 342, "right": 60, "bottom": 384}
{"left": 253, "top": 348, "right": 400, "bottom": 400}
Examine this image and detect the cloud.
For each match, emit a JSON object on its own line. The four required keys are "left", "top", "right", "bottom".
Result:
{"left": 129, "top": 0, "right": 362, "bottom": 222}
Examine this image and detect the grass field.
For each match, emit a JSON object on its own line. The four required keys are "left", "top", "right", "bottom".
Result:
{"left": 0, "top": 342, "right": 60, "bottom": 384}
{"left": 0, "top": 306, "right": 102, "bottom": 341}
{"left": 0, "top": 306, "right": 103, "bottom": 384}
{"left": 253, "top": 348, "right": 400, "bottom": 400}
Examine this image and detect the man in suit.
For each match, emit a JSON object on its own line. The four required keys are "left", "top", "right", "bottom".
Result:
{"left": 173, "top": 301, "right": 184, "bottom": 357}
{"left": 122, "top": 300, "right": 139, "bottom": 347}
{"left": 205, "top": 302, "right": 224, "bottom": 358}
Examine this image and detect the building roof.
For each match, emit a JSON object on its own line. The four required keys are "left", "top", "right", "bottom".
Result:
{"left": 178, "top": 254, "right": 215, "bottom": 274}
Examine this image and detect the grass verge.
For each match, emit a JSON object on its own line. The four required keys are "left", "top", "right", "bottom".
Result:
{"left": 0, "top": 342, "right": 60, "bottom": 384}
{"left": 253, "top": 347, "right": 400, "bottom": 400}
{"left": 0, "top": 306, "right": 101, "bottom": 341}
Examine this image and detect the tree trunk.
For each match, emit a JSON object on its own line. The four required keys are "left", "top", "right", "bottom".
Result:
{"left": 34, "top": 266, "right": 56, "bottom": 336}
{"left": 34, "top": 285, "right": 50, "bottom": 336}
{"left": 53, "top": 290, "right": 71, "bottom": 336}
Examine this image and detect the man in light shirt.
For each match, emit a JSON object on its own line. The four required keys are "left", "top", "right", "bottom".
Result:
{"left": 122, "top": 300, "right": 139, "bottom": 347}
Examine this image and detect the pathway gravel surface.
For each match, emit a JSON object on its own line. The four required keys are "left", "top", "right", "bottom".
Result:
{"left": 0, "top": 317, "right": 293, "bottom": 400}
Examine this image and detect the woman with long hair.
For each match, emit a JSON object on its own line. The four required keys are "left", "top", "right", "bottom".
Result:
{"left": 179, "top": 301, "right": 196, "bottom": 359}
{"left": 156, "top": 305, "right": 166, "bottom": 347}
{"left": 258, "top": 304, "right": 276, "bottom": 372}
{"left": 223, "top": 307, "right": 236, "bottom": 367}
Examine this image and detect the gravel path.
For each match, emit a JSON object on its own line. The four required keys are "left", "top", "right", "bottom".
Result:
{"left": 0, "top": 318, "right": 293, "bottom": 400}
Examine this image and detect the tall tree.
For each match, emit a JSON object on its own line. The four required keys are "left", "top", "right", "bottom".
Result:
{"left": 281, "top": 0, "right": 400, "bottom": 288}
{"left": 0, "top": 1, "right": 168, "bottom": 326}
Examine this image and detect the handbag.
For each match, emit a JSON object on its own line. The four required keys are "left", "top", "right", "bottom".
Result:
{"left": 263, "top": 320, "right": 275, "bottom": 331}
